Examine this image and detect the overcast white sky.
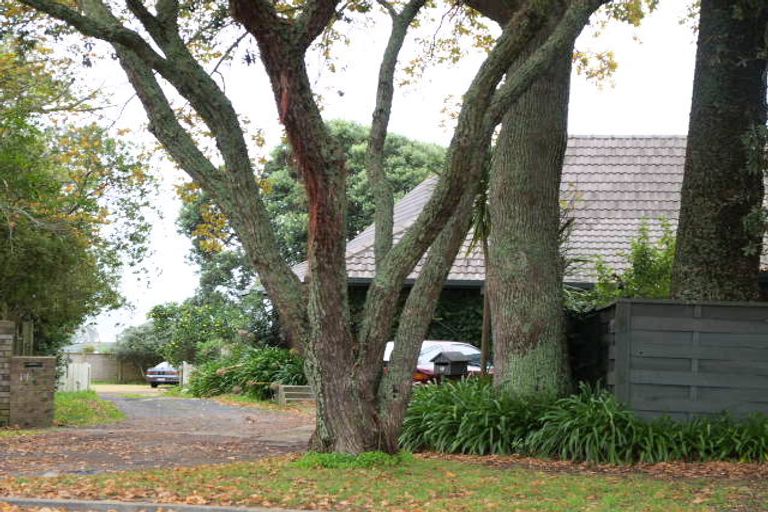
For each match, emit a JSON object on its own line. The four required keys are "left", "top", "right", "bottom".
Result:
{"left": 87, "top": 1, "right": 698, "bottom": 343}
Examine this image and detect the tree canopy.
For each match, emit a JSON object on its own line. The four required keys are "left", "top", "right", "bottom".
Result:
{"left": 178, "top": 120, "right": 445, "bottom": 266}
{"left": 0, "top": 42, "right": 154, "bottom": 353}
{"left": 114, "top": 321, "right": 168, "bottom": 374}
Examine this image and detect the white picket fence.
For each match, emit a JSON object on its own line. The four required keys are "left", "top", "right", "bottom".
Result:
{"left": 58, "top": 362, "right": 92, "bottom": 392}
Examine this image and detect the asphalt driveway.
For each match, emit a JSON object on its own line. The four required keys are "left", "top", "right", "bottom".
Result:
{"left": 0, "top": 387, "right": 314, "bottom": 477}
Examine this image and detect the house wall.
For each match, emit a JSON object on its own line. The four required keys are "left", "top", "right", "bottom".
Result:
{"left": 600, "top": 299, "right": 768, "bottom": 420}
{"left": 348, "top": 285, "right": 484, "bottom": 343}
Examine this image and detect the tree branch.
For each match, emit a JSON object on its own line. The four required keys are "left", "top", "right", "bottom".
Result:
{"left": 229, "top": 0, "right": 289, "bottom": 38}
{"left": 125, "top": 0, "right": 171, "bottom": 45}
{"left": 374, "top": 145, "right": 487, "bottom": 449}
{"left": 116, "top": 43, "right": 308, "bottom": 340}
{"left": 114, "top": 50, "right": 220, "bottom": 192}
{"left": 487, "top": 0, "right": 607, "bottom": 125}
{"left": 463, "top": 0, "right": 524, "bottom": 24}
{"left": 211, "top": 31, "right": 249, "bottom": 77}
{"left": 295, "top": 0, "right": 342, "bottom": 50}
{"left": 356, "top": 0, "right": 550, "bottom": 354}
{"left": 368, "top": 0, "right": 427, "bottom": 270}
{"left": 376, "top": 0, "right": 398, "bottom": 19}
{"left": 156, "top": 0, "right": 179, "bottom": 26}
{"left": 22, "top": 0, "right": 309, "bottom": 341}
{"left": 19, "top": 0, "right": 168, "bottom": 70}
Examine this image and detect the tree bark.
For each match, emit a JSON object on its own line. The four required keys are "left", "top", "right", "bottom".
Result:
{"left": 671, "top": 0, "right": 768, "bottom": 301}
{"left": 232, "top": 0, "right": 381, "bottom": 452}
{"left": 487, "top": 36, "right": 574, "bottom": 397}
{"left": 367, "top": 0, "right": 426, "bottom": 270}
{"left": 480, "top": 237, "right": 492, "bottom": 375}
{"left": 376, "top": 150, "right": 486, "bottom": 451}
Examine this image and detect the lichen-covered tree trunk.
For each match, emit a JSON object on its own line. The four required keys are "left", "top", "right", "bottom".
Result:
{"left": 671, "top": 0, "right": 768, "bottom": 301}
{"left": 487, "top": 45, "right": 574, "bottom": 397}
{"left": 376, "top": 156, "right": 485, "bottom": 452}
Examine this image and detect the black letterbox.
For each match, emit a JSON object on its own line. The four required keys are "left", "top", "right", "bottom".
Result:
{"left": 432, "top": 351, "right": 470, "bottom": 378}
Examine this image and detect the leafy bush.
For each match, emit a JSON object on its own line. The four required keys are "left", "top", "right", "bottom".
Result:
{"left": 294, "top": 451, "right": 413, "bottom": 469}
{"left": 524, "top": 385, "right": 644, "bottom": 464}
{"left": 528, "top": 388, "right": 768, "bottom": 464}
{"left": 114, "top": 322, "right": 168, "bottom": 374}
{"left": 401, "top": 380, "right": 768, "bottom": 464}
{"left": 400, "top": 379, "right": 553, "bottom": 455}
{"left": 567, "top": 219, "right": 676, "bottom": 313}
{"left": 642, "top": 414, "right": 768, "bottom": 463}
{"left": 189, "top": 347, "right": 306, "bottom": 400}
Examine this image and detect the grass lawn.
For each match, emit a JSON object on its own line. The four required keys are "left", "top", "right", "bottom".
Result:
{"left": 0, "top": 390, "right": 125, "bottom": 438}
{"left": 53, "top": 390, "right": 125, "bottom": 426}
{"left": 208, "top": 392, "right": 315, "bottom": 414}
{"left": 115, "top": 393, "right": 152, "bottom": 399}
{"left": 0, "top": 429, "right": 29, "bottom": 439}
{"left": 0, "top": 453, "right": 764, "bottom": 511}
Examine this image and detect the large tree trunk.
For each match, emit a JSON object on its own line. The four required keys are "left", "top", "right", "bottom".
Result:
{"left": 487, "top": 44, "right": 574, "bottom": 397}
{"left": 671, "top": 0, "right": 768, "bottom": 301}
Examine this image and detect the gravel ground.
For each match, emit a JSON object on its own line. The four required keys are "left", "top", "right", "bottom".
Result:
{"left": 0, "top": 389, "right": 314, "bottom": 477}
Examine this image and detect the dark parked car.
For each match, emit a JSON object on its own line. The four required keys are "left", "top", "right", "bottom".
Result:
{"left": 145, "top": 361, "right": 179, "bottom": 388}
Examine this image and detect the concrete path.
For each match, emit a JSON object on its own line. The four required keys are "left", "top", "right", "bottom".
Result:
{"left": 0, "top": 387, "right": 314, "bottom": 477}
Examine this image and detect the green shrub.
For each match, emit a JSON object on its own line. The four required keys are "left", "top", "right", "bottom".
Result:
{"left": 568, "top": 219, "right": 676, "bottom": 313}
{"left": 524, "top": 385, "right": 643, "bottom": 464}
{"left": 646, "top": 414, "right": 768, "bottom": 463}
{"left": 189, "top": 347, "right": 306, "bottom": 400}
{"left": 401, "top": 379, "right": 768, "bottom": 464}
{"left": 55, "top": 390, "right": 126, "bottom": 427}
{"left": 294, "top": 451, "right": 413, "bottom": 469}
{"left": 400, "top": 379, "right": 553, "bottom": 455}
{"left": 528, "top": 389, "right": 768, "bottom": 464}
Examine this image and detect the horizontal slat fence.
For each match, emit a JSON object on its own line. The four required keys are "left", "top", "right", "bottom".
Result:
{"left": 275, "top": 384, "right": 314, "bottom": 405}
{"left": 606, "top": 299, "right": 768, "bottom": 420}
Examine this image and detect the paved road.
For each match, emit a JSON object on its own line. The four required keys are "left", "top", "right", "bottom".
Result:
{"left": 0, "top": 389, "right": 314, "bottom": 477}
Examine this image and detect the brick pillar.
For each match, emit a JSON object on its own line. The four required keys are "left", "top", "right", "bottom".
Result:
{"left": 9, "top": 356, "right": 56, "bottom": 428}
{"left": 0, "top": 321, "right": 14, "bottom": 427}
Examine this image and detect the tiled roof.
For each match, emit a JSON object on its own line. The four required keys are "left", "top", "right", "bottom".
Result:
{"left": 292, "top": 135, "right": 762, "bottom": 285}
{"left": 559, "top": 135, "right": 686, "bottom": 282}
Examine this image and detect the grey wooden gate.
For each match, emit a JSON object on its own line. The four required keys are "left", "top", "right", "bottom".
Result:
{"left": 602, "top": 299, "right": 768, "bottom": 420}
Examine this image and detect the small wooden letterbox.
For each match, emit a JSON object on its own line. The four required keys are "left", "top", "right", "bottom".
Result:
{"left": 432, "top": 351, "right": 470, "bottom": 378}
